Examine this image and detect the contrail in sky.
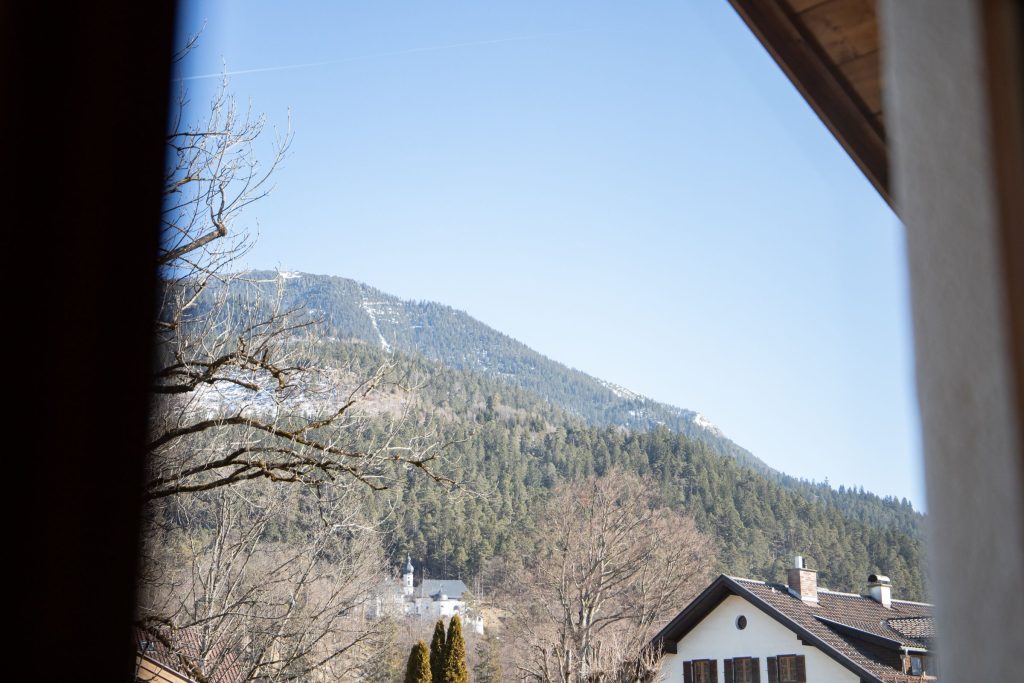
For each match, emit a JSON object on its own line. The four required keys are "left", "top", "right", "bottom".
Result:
{"left": 174, "top": 29, "right": 587, "bottom": 82}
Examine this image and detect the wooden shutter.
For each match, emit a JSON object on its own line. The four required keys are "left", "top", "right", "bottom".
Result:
{"left": 724, "top": 659, "right": 734, "bottom": 683}
{"left": 795, "top": 655, "right": 806, "bottom": 683}
{"left": 684, "top": 660, "right": 693, "bottom": 683}
{"left": 766, "top": 657, "right": 777, "bottom": 683}
{"left": 710, "top": 660, "right": 719, "bottom": 683}
{"left": 751, "top": 658, "right": 761, "bottom": 683}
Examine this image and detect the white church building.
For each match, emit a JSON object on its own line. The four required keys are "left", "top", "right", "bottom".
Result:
{"left": 370, "top": 557, "right": 485, "bottom": 635}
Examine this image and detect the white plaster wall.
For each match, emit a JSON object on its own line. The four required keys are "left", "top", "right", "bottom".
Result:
{"left": 465, "top": 615, "right": 485, "bottom": 635}
{"left": 659, "top": 596, "right": 857, "bottom": 683}
{"left": 438, "top": 598, "right": 459, "bottom": 617}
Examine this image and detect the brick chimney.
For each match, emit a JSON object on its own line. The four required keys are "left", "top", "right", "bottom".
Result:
{"left": 787, "top": 555, "right": 818, "bottom": 603}
{"left": 867, "top": 573, "right": 892, "bottom": 608}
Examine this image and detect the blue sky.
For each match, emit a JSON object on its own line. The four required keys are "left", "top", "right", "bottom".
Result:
{"left": 175, "top": 0, "right": 924, "bottom": 508}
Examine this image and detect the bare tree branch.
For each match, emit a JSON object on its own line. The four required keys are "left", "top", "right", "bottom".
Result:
{"left": 503, "top": 471, "right": 714, "bottom": 683}
{"left": 138, "top": 45, "right": 457, "bottom": 683}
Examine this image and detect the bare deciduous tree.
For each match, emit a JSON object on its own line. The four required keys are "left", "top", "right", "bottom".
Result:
{"left": 507, "top": 471, "right": 714, "bottom": 683}
{"left": 138, "top": 43, "right": 453, "bottom": 681}
{"left": 140, "top": 484, "right": 391, "bottom": 682}
{"left": 151, "top": 53, "right": 452, "bottom": 499}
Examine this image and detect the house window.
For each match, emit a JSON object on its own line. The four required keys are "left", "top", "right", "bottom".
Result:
{"left": 732, "top": 657, "right": 756, "bottom": 683}
{"left": 768, "top": 655, "right": 805, "bottom": 683}
{"left": 778, "top": 656, "right": 798, "bottom": 682}
{"left": 684, "top": 659, "right": 718, "bottom": 683}
{"left": 694, "top": 660, "right": 713, "bottom": 683}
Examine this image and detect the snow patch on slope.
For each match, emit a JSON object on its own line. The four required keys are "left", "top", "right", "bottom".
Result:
{"left": 691, "top": 412, "right": 723, "bottom": 436}
{"left": 596, "top": 378, "right": 643, "bottom": 401}
{"left": 360, "top": 299, "right": 394, "bottom": 353}
{"left": 595, "top": 377, "right": 725, "bottom": 439}
{"left": 183, "top": 368, "right": 350, "bottom": 420}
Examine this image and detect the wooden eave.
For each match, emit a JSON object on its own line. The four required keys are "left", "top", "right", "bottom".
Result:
{"left": 726, "top": 0, "right": 891, "bottom": 207}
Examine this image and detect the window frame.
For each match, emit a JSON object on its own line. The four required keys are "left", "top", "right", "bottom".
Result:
{"left": 693, "top": 659, "right": 713, "bottom": 683}
{"left": 732, "top": 656, "right": 755, "bottom": 683}
{"left": 773, "top": 654, "right": 804, "bottom": 683}
{"left": 684, "top": 658, "right": 718, "bottom": 683}
{"left": 778, "top": 655, "right": 795, "bottom": 683}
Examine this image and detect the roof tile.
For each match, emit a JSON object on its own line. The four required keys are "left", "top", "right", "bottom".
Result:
{"left": 731, "top": 578, "right": 937, "bottom": 681}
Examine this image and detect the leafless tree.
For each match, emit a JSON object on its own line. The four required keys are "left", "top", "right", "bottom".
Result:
{"left": 139, "top": 483, "right": 391, "bottom": 682}
{"left": 152, "top": 51, "right": 453, "bottom": 499}
{"left": 138, "top": 42, "right": 454, "bottom": 682}
{"left": 505, "top": 471, "right": 714, "bottom": 683}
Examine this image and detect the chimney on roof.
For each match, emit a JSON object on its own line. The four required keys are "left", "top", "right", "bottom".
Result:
{"left": 867, "top": 573, "right": 892, "bottom": 608}
{"left": 787, "top": 555, "right": 818, "bottom": 602}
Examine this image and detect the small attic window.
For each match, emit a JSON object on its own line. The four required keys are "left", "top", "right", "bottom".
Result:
{"left": 736, "top": 615, "right": 747, "bottom": 630}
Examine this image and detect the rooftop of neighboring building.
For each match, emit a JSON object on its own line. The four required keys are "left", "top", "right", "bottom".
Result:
{"left": 420, "top": 579, "right": 469, "bottom": 600}
{"left": 653, "top": 560, "right": 938, "bottom": 683}
{"left": 135, "top": 626, "right": 246, "bottom": 683}
{"left": 731, "top": 577, "right": 935, "bottom": 681}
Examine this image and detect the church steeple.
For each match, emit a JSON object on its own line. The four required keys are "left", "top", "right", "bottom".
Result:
{"left": 402, "top": 555, "right": 415, "bottom": 595}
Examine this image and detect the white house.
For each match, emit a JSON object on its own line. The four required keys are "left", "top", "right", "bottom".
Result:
{"left": 652, "top": 557, "right": 937, "bottom": 683}
{"left": 370, "top": 557, "right": 485, "bottom": 635}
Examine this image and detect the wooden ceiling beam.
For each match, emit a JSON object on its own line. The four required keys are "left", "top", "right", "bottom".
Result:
{"left": 726, "top": 0, "right": 892, "bottom": 208}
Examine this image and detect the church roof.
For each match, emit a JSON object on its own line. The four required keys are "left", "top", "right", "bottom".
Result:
{"left": 404, "top": 555, "right": 414, "bottom": 573}
{"left": 421, "top": 579, "right": 468, "bottom": 600}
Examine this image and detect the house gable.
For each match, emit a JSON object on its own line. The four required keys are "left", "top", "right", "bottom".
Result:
{"left": 654, "top": 574, "right": 937, "bottom": 682}
{"left": 660, "top": 593, "right": 860, "bottom": 683}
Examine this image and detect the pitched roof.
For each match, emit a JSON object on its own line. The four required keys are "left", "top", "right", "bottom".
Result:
{"left": 420, "top": 579, "right": 468, "bottom": 600}
{"left": 887, "top": 617, "right": 936, "bottom": 642}
{"left": 652, "top": 575, "right": 937, "bottom": 683}
{"left": 136, "top": 626, "right": 247, "bottom": 683}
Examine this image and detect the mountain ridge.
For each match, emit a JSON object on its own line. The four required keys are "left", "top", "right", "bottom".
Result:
{"left": 246, "top": 270, "right": 767, "bottom": 471}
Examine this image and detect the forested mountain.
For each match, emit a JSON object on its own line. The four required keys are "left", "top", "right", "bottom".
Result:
{"left": 306, "top": 341, "right": 928, "bottom": 601}
{"left": 214, "top": 271, "right": 927, "bottom": 599}
{"left": 241, "top": 271, "right": 763, "bottom": 468}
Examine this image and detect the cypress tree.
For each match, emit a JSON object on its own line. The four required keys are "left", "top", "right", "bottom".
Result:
{"left": 443, "top": 615, "right": 469, "bottom": 683}
{"left": 404, "top": 640, "right": 432, "bottom": 683}
{"left": 429, "top": 619, "right": 447, "bottom": 683}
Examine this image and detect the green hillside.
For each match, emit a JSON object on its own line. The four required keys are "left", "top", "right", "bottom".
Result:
{"left": 334, "top": 341, "right": 927, "bottom": 600}
{"left": 200, "top": 271, "right": 927, "bottom": 600}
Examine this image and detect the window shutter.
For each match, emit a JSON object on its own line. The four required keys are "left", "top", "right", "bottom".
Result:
{"left": 724, "top": 658, "right": 733, "bottom": 683}
{"left": 684, "top": 660, "right": 693, "bottom": 683}
{"left": 795, "top": 655, "right": 806, "bottom": 683}
{"left": 766, "top": 657, "right": 777, "bottom": 683}
{"left": 710, "top": 660, "right": 719, "bottom": 683}
{"left": 751, "top": 658, "right": 761, "bottom": 683}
